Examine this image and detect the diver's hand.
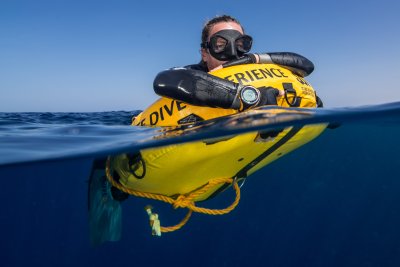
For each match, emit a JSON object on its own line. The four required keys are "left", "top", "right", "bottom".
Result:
{"left": 258, "top": 86, "right": 284, "bottom": 106}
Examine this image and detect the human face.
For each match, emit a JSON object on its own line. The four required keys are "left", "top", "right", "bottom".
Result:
{"left": 201, "top": 21, "right": 244, "bottom": 71}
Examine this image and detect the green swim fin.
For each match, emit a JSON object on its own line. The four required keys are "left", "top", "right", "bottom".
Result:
{"left": 88, "top": 168, "right": 122, "bottom": 246}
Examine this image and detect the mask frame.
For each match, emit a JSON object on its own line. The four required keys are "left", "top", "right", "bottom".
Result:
{"left": 202, "top": 29, "right": 253, "bottom": 61}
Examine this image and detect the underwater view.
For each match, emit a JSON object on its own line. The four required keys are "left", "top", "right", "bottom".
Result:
{"left": 1, "top": 102, "right": 400, "bottom": 267}
{"left": 2, "top": 0, "right": 400, "bottom": 266}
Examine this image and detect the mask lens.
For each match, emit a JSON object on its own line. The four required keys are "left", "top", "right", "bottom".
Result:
{"left": 236, "top": 35, "right": 252, "bottom": 53}
{"left": 207, "top": 30, "right": 253, "bottom": 61}
{"left": 210, "top": 36, "right": 228, "bottom": 53}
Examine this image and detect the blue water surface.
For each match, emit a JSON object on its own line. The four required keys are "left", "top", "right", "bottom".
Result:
{"left": 1, "top": 103, "right": 400, "bottom": 267}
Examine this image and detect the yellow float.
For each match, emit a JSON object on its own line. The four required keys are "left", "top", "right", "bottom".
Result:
{"left": 106, "top": 63, "right": 327, "bottom": 235}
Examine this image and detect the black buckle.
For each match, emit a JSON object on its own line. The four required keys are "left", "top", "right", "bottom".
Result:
{"left": 282, "top": 83, "right": 301, "bottom": 107}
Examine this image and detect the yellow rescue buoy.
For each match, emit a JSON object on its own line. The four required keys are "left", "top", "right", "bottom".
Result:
{"left": 107, "top": 63, "right": 326, "bottom": 234}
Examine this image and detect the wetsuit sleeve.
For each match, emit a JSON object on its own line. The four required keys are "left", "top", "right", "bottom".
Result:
{"left": 259, "top": 52, "right": 314, "bottom": 77}
{"left": 153, "top": 68, "right": 241, "bottom": 109}
{"left": 222, "top": 52, "right": 315, "bottom": 77}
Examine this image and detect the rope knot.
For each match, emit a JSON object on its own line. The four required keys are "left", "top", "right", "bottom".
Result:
{"left": 172, "top": 195, "right": 194, "bottom": 209}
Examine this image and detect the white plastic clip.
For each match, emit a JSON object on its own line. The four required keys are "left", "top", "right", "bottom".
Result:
{"left": 145, "top": 205, "right": 161, "bottom": 236}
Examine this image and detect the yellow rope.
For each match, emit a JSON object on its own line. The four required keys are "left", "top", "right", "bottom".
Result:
{"left": 105, "top": 156, "right": 241, "bottom": 233}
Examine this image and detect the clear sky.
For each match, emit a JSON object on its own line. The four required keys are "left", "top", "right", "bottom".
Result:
{"left": 1, "top": 0, "right": 399, "bottom": 112}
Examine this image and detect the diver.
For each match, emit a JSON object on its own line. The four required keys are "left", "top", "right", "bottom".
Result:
{"left": 153, "top": 14, "right": 323, "bottom": 111}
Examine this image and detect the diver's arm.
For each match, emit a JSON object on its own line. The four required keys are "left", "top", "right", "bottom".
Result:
{"left": 260, "top": 52, "right": 314, "bottom": 77}
{"left": 222, "top": 52, "right": 314, "bottom": 77}
{"left": 154, "top": 68, "right": 238, "bottom": 109}
{"left": 154, "top": 68, "right": 278, "bottom": 110}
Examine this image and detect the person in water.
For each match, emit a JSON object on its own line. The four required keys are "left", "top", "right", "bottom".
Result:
{"left": 153, "top": 14, "right": 322, "bottom": 111}
{"left": 88, "top": 15, "right": 321, "bottom": 246}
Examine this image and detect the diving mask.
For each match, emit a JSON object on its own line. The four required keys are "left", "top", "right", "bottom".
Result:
{"left": 202, "top": 29, "right": 253, "bottom": 61}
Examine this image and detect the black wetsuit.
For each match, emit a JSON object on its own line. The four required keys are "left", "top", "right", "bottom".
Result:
{"left": 153, "top": 52, "right": 322, "bottom": 109}
{"left": 185, "top": 52, "right": 315, "bottom": 75}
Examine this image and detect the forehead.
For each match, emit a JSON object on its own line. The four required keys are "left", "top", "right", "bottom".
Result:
{"left": 209, "top": 22, "right": 243, "bottom": 38}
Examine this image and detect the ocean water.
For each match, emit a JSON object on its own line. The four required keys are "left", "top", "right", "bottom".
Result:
{"left": 1, "top": 103, "right": 400, "bottom": 267}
